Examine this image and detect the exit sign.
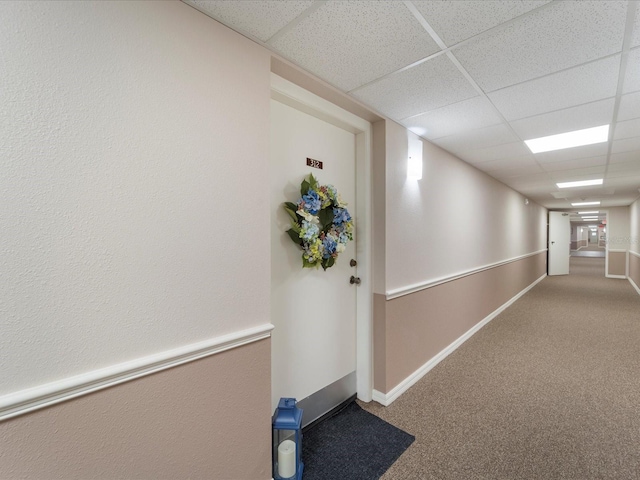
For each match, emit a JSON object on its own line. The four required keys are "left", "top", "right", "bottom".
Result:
{"left": 306, "top": 157, "right": 323, "bottom": 170}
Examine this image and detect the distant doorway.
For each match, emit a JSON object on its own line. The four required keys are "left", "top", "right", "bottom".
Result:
{"left": 571, "top": 244, "right": 605, "bottom": 258}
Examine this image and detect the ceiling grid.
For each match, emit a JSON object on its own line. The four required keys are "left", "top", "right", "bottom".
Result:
{"left": 186, "top": 0, "right": 640, "bottom": 211}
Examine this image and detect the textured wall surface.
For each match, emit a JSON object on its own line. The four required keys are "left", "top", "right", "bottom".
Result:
{"left": 607, "top": 206, "right": 631, "bottom": 251}
{"left": 0, "top": 340, "right": 272, "bottom": 480}
{"left": 373, "top": 119, "right": 547, "bottom": 396}
{"left": 630, "top": 199, "right": 639, "bottom": 255}
{"left": 383, "top": 120, "right": 547, "bottom": 294}
{"left": 608, "top": 251, "right": 627, "bottom": 277}
{"left": 0, "top": 0, "right": 270, "bottom": 395}
{"left": 375, "top": 253, "right": 547, "bottom": 393}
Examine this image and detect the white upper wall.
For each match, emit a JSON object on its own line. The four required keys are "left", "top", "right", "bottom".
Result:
{"left": 631, "top": 199, "right": 640, "bottom": 255}
{"left": 0, "top": 1, "right": 270, "bottom": 395}
{"left": 384, "top": 121, "right": 547, "bottom": 293}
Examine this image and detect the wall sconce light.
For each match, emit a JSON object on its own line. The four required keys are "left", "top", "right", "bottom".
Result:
{"left": 408, "top": 136, "right": 423, "bottom": 180}
{"left": 408, "top": 156, "right": 422, "bottom": 180}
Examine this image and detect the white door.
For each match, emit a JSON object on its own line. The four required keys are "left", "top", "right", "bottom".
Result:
{"left": 270, "top": 98, "right": 358, "bottom": 413}
{"left": 548, "top": 211, "right": 570, "bottom": 275}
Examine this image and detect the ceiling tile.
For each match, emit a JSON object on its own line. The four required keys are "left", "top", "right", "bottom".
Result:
{"left": 602, "top": 175, "right": 640, "bottom": 188}
{"left": 606, "top": 161, "right": 640, "bottom": 177}
{"left": 411, "top": 0, "right": 551, "bottom": 47}
{"left": 548, "top": 166, "right": 606, "bottom": 181}
{"left": 480, "top": 164, "right": 544, "bottom": 180}
{"left": 351, "top": 54, "right": 478, "bottom": 119}
{"left": 633, "top": 4, "right": 640, "bottom": 48}
{"left": 189, "top": 0, "right": 315, "bottom": 42}
{"left": 403, "top": 96, "right": 502, "bottom": 140}
{"left": 617, "top": 91, "right": 640, "bottom": 121}
{"left": 487, "top": 55, "right": 620, "bottom": 121}
{"left": 457, "top": 142, "right": 532, "bottom": 164}
{"left": 270, "top": 1, "right": 441, "bottom": 91}
{"left": 611, "top": 137, "right": 640, "bottom": 154}
{"left": 433, "top": 123, "right": 520, "bottom": 154}
{"left": 510, "top": 99, "right": 615, "bottom": 140}
{"left": 474, "top": 155, "right": 541, "bottom": 172}
{"left": 453, "top": 0, "right": 627, "bottom": 92}
{"left": 623, "top": 47, "right": 640, "bottom": 94}
{"left": 609, "top": 150, "right": 640, "bottom": 163}
{"left": 498, "top": 172, "right": 553, "bottom": 184}
{"left": 540, "top": 156, "right": 608, "bottom": 172}
{"left": 533, "top": 143, "right": 610, "bottom": 163}
{"left": 613, "top": 117, "right": 640, "bottom": 140}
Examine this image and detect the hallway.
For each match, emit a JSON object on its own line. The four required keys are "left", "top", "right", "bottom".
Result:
{"left": 572, "top": 244, "right": 606, "bottom": 258}
{"left": 362, "top": 256, "right": 640, "bottom": 479}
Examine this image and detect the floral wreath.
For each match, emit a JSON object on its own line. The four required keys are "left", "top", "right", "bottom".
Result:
{"left": 283, "top": 174, "right": 354, "bottom": 270}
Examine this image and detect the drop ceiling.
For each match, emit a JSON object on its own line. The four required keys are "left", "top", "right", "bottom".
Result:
{"left": 185, "top": 0, "right": 640, "bottom": 210}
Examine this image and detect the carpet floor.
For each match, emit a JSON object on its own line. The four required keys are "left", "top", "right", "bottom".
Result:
{"left": 361, "top": 257, "right": 640, "bottom": 479}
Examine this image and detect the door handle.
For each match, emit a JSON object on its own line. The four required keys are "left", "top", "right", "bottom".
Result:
{"left": 350, "top": 276, "right": 361, "bottom": 285}
{"left": 551, "top": 241, "right": 555, "bottom": 245}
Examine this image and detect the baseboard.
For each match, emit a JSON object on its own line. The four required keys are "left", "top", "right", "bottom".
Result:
{"left": 372, "top": 273, "right": 547, "bottom": 407}
{"left": 606, "top": 274, "right": 627, "bottom": 279}
{"left": 629, "top": 276, "right": 640, "bottom": 296}
{"left": 0, "top": 323, "right": 274, "bottom": 422}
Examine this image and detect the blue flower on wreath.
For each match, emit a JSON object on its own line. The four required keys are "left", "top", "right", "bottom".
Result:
{"left": 333, "top": 207, "right": 351, "bottom": 225}
{"left": 300, "top": 220, "right": 319, "bottom": 241}
{"left": 322, "top": 235, "right": 337, "bottom": 259}
{"left": 302, "top": 190, "right": 322, "bottom": 215}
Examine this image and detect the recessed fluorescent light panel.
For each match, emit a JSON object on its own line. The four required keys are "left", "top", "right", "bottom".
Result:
{"left": 525, "top": 125, "right": 609, "bottom": 154}
{"left": 557, "top": 179, "right": 603, "bottom": 189}
{"left": 578, "top": 211, "right": 599, "bottom": 214}
{"left": 572, "top": 201, "right": 601, "bottom": 206}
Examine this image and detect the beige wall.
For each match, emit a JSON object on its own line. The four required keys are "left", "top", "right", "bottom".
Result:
{"left": 2, "top": 1, "right": 272, "bottom": 478}
{"left": 0, "top": 340, "right": 272, "bottom": 480}
{"left": 629, "top": 198, "right": 639, "bottom": 291}
{"left": 630, "top": 253, "right": 640, "bottom": 293}
{"left": 608, "top": 206, "right": 631, "bottom": 252}
{"left": 608, "top": 251, "right": 627, "bottom": 277}
{"left": 372, "top": 118, "right": 548, "bottom": 397}
{"left": 375, "top": 253, "right": 546, "bottom": 393}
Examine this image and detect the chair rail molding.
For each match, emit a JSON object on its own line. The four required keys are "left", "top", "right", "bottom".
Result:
{"left": 386, "top": 249, "right": 548, "bottom": 300}
{"left": 0, "top": 323, "right": 274, "bottom": 422}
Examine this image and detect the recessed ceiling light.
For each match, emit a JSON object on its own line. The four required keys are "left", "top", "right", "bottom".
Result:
{"left": 525, "top": 125, "right": 609, "bottom": 154}
{"left": 572, "top": 201, "right": 601, "bottom": 206}
{"left": 557, "top": 179, "right": 603, "bottom": 189}
{"left": 578, "top": 211, "right": 599, "bottom": 214}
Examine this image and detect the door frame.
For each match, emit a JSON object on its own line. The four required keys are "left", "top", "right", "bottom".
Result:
{"left": 270, "top": 73, "right": 373, "bottom": 402}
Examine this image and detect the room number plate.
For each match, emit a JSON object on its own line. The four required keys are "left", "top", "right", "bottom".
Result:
{"left": 306, "top": 157, "right": 323, "bottom": 169}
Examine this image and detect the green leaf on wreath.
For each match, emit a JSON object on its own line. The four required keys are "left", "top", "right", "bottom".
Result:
{"left": 284, "top": 206, "right": 298, "bottom": 223}
{"left": 301, "top": 179, "right": 310, "bottom": 197}
{"left": 289, "top": 220, "right": 301, "bottom": 233}
{"left": 308, "top": 173, "right": 318, "bottom": 188}
{"left": 318, "top": 207, "right": 334, "bottom": 231}
{"left": 325, "top": 257, "right": 335, "bottom": 269}
{"left": 286, "top": 228, "right": 301, "bottom": 245}
{"left": 284, "top": 201, "right": 298, "bottom": 212}
{"left": 302, "top": 255, "right": 317, "bottom": 269}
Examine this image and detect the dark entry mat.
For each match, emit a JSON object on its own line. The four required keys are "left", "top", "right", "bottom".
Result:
{"left": 302, "top": 402, "right": 415, "bottom": 480}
